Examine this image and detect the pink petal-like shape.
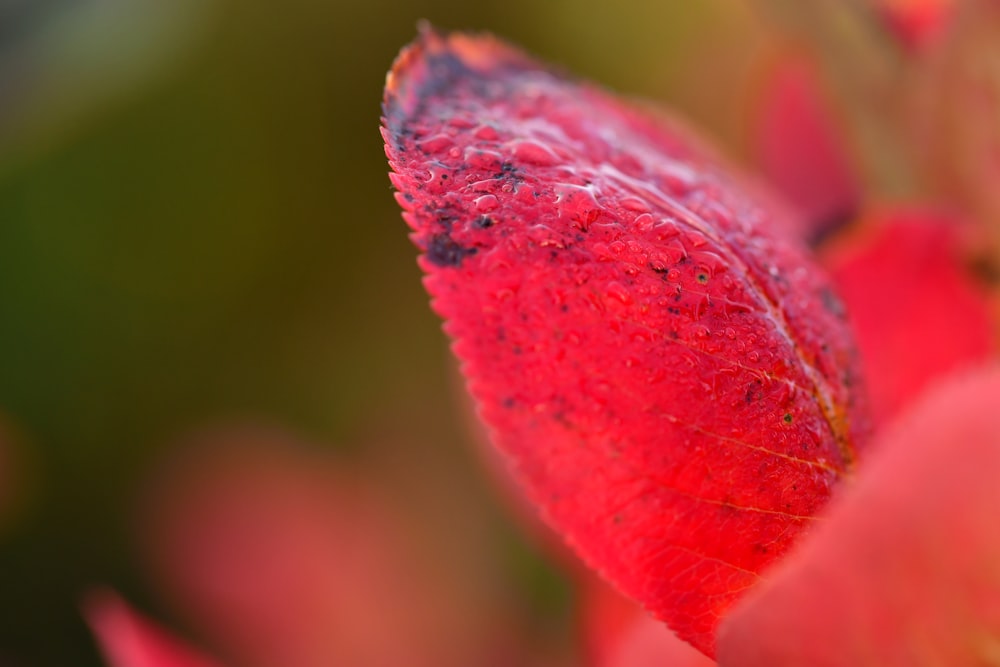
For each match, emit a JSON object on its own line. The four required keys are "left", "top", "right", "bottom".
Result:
{"left": 384, "top": 27, "right": 871, "bottom": 656}
{"left": 822, "top": 208, "right": 995, "bottom": 424}
{"left": 717, "top": 364, "right": 1000, "bottom": 666}
{"left": 750, "top": 52, "right": 860, "bottom": 240}
{"left": 83, "top": 589, "right": 223, "bottom": 667}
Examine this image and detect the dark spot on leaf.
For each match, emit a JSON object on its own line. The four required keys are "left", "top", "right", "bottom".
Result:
{"left": 819, "top": 286, "right": 847, "bottom": 319}
{"left": 427, "top": 233, "right": 476, "bottom": 267}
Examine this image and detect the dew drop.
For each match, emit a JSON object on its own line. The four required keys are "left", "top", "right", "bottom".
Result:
{"left": 633, "top": 213, "right": 656, "bottom": 232}
{"left": 620, "top": 196, "right": 650, "bottom": 213}
{"left": 607, "top": 281, "right": 633, "bottom": 306}
{"left": 476, "top": 194, "right": 500, "bottom": 212}
{"left": 447, "top": 115, "right": 477, "bottom": 130}
{"left": 691, "top": 250, "right": 727, "bottom": 275}
{"left": 474, "top": 124, "right": 500, "bottom": 141}
{"left": 684, "top": 230, "right": 708, "bottom": 249}
{"left": 509, "top": 139, "right": 561, "bottom": 166}
{"left": 464, "top": 147, "right": 504, "bottom": 171}
{"left": 417, "top": 134, "right": 453, "bottom": 154}
{"left": 554, "top": 183, "right": 603, "bottom": 230}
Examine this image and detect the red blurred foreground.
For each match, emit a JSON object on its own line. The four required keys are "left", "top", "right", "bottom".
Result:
{"left": 718, "top": 364, "right": 1000, "bottom": 666}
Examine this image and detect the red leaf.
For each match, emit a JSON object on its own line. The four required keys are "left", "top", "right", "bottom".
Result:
{"left": 139, "top": 425, "right": 505, "bottom": 667}
{"left": 749, "top": 51, "right": 860, "bottom": 240}
{"left": 717, "top": 364, "right": 1000, "bottom": 666}
{"left": 821, "top": 208, "right": 995, "bottom": 424}
{"left": 83, "top": 590, "right": 223, "bottom": 667}
{"left": 383, "top": 27, "right": 871, "bottom": 656}
{"left": 875, "top": 0, "right": 956, "bottom": 52}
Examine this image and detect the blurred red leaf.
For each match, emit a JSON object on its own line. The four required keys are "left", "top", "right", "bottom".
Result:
{"left": 822, "top": 208, "right": 995, "bottom": 424}
{"left": 717, "top": 363, "right": 1000, "bottom": 666}
{"left": 876, "top": 0, "right": 956, "bottom": 52}
{"left": 83, "top": 590, "right": 223, "bottom": 667}
{"left": 139, "top": 425, "right": 506, "bottom": 667}
{"left": 383, "top": 27, "right": 871, "bottom": 656}
{"left": 749, "top": 50, "right": 860, "bottom": 239}
{"left": 577, "top": 573, "right": 638, "bottom": 667}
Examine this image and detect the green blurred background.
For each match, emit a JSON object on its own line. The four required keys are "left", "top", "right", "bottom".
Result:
{"left": 0, "top": 1, "right": 776, "bottom": 664}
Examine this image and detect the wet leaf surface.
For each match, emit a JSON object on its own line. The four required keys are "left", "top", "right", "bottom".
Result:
{"left": 718, "top": 364, "right": 1000, "bottom": 667}
{"left": 383, "top": 27, "right": 871, "bottom": 656}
